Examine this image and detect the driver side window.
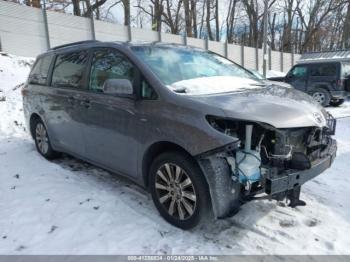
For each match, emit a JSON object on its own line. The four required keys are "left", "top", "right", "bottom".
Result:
{"left": 290, "top": 66, "right": 307, "bottom": 78}
{"left": 89, "top": 48, "right": 135, "bottom": 92}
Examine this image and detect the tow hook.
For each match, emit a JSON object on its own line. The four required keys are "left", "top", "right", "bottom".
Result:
{"left": 287, "top": 186, "right": 307, "bottom": 207}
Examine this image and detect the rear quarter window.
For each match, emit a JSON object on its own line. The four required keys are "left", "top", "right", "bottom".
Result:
{"left": 28, "top": 54, "right": 53, "bottom": 85}
{"left": 310, "top": 64, "right": 337, "bottom": 77}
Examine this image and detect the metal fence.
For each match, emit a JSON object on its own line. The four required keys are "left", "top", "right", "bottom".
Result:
{"left": 0, "top": 0, "right": 300, "bottom": 72}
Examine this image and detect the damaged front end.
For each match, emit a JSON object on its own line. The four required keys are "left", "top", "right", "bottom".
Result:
{"left": 197, "top": 114, "right": 337, "bottom": 218}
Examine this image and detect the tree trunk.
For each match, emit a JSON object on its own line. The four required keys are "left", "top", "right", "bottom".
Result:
{"left": 183, "top": 0, "right": 192, "bottom": 37}
{"left": 122, "top": 0, "right": 130, "bottom": 26}
{"left": 206, "top": 0, "right": 213, "bottom": 40}
{"left": 215, "top": 0, "right": 219, "bottom": 41}
{"left": 191, "top": 0, "right": 198, "bottom": 37}
{"left": 72, "top": 0, "right": 81, "bottom": 16}
{"left": 342, "top": 2, "right": 350, "bottom": 48}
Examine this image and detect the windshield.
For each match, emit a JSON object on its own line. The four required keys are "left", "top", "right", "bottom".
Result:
{"left": 249, "top": 69, "right": 266, "bottom": 80}
{"left": 131, "top": 46, "right": 258, "bottom": 88}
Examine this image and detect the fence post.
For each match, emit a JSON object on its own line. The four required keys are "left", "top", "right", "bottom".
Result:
{"left": 90, "top": 13, "right": 96, "bottom": 40}
{"left": 268, "top": 47, "right": 272, "bottom": 70}
{"left": 224, "top": 41, "right": 228, "bottom": 58}
{"left": 280, "top": 51, "right": 284, "bottom": 72}
{"left": 291, "top": 51, "right": 294, "bottom": 66}
{"left": 158, "top": 29, "right": 162, "bottom": 42}
{"left": 41, "top": 0, "right": 50, "bottom": 49}
{"left": 127, "top": 25, "right": 132, "bottom": 42}
{"left": 255, "top": 44, "right": 259, "bottom": 70}
{"left": 241, "top": 43, "right": 244, "bottom": 67}
{"left": 205, "top": 36, "right": 209, "bottom": 50}
{"left": 182, "top": 33, "right": 187, "bottom": 46}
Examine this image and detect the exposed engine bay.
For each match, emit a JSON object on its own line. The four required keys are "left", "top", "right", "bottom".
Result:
{"left": 197, "top": 114, "right": 337, "bottom": 218}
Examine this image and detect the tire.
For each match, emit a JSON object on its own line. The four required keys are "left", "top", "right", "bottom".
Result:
{"left": 149, "top": 151, "right": 210, "bottom": 230}
{"left": 32, "top": 117, "right": 59, "bottom": 159}
{"left": 311, "top": 88, "right": 331, "bottom": 107}
{"left": 329, "top": 99, "right": 345, "bottom": 107}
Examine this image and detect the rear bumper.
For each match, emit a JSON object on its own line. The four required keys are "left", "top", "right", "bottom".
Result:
{"left": 266, "top": 138, "right": 337, "bottom": 195}
{"left": 329, "top": 90, "right": 349, "bottom": 99}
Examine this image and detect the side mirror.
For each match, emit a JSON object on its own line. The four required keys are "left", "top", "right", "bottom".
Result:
{"left": 103, "top": 79, "right": 134, "bottom": 97}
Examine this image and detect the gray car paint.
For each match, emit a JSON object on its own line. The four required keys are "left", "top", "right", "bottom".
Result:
{"left": 23, "top": 42, "right": 331, "bottom": 215}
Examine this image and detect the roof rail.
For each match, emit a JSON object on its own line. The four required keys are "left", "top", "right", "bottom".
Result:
{"left": 50, "top": 40, "right": 99, "bottom": 50}
{"left": 298, "top": 49, "right": 350, "bottom": 63}
{"left": 302, "top": 49, "right": 350, "bottom": 54}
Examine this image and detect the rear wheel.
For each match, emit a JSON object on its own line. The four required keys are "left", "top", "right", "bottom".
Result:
{"left": 329, "top": 99, "right": 345, "bottom": 107}
{"left": 149, "top": 152, "right": 210, "bottom": 229}
{"left": 33, "top": 118, "right": 59, "bottom": 159}
{"left": 311, "top": 88, "right": 331, "bottom": 106}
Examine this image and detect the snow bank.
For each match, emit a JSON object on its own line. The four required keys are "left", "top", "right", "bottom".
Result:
{"left": 266, "top": 70, "right": 286, "bottom": 78}
{"left": 0, "top": 53, "right": 33, "bottom": 137}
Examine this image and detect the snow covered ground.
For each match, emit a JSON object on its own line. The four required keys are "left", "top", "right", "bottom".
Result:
{"left": 1, "top": 53, "right": 350, "bottom": 255}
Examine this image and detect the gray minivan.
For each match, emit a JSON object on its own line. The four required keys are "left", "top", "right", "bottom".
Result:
{"left": 23, "top": 41, "right": 337, "bottom": 229}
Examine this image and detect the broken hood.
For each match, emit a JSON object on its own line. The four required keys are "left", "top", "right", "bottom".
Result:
{"left": 169, "top": 76, "right": 328, "bottom": 129}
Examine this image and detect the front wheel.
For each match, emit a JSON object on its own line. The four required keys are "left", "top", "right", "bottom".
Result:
{"left": 149, "top": 152, "right": 210, "bottom": 229}
{"left": 311, "top": 88, "right": 331, "bottom": 106}
{"left": 329, "top": 99, "right": 345, "bottom": 107}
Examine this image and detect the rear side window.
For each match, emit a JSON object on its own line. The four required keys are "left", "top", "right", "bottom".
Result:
{"left": 29, "top": 54, "right": 53, "bottom": 85}
{"left": 310, "top": 64, "right": 337, "bottom": 77}
{"left": 51, "top": 50, "right": 89, "bottom": 89}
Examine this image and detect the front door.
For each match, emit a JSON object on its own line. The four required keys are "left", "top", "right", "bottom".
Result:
{"left": 285, "top": 65, "right": 308, "bottom": 92}
{"left": 81, "top": 48, "right": 139, "bottom": 177}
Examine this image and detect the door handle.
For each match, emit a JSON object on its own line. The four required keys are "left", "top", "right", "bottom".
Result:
{"left": 80, "top": 99, "right": 91, "bottom": 108}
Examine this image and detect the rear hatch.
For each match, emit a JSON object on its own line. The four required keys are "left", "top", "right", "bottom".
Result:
{"left": 341, "top": 62, "right": 350, "bottom": 92}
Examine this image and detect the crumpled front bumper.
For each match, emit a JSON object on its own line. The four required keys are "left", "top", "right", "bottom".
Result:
{"left": 265, "top": 138, "right": 337, "bottom": 195}
{"left": 197, "top": 137, "right": 337, "bottom": 218}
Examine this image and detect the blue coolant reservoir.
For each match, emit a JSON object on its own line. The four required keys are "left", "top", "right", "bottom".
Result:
{"left": 236, "top": 149, "right": 261, "bottom": 184}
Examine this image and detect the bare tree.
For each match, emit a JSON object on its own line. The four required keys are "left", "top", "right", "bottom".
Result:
{"left": 342, "top": 1, "right": 350, "bottom": 48}
{"left": 296, "top": 0, "right": 346, "bottom": 52}
{"left": 226, "top": 0, "right": 238, "bottom": 43}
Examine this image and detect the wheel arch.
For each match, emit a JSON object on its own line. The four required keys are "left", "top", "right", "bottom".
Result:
{"left": 29, "top": 113, "right": 42, "bottom": 139}
{"left": 142, "top": 141, "right": 205, "bottom": 189}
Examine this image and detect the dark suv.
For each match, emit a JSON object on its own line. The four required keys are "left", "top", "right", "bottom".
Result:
{"left": 269, "top": 61, "right": 350, "bottom": 106}
{"left": 23, "top": 41, "right": 337, "bottom": 229}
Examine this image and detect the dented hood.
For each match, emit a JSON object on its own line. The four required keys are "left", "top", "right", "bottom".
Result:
{"left": 173, "top": 76, "right": 327, "bottom": 128}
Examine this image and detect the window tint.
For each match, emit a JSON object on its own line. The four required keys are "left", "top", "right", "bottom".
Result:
{"left": 89, "top": 49, "right": 135, "bottom": 92}
{"left": 311, "top": 64, "right": 337, "bottom": 77}
{"left": 51, "top": 50, "right": 89, "bottom": 88}
{"left": 29, "top": 54, "right": 53, "bottom": 85}
{"left": 291, "top": 66, "right": 307, "bottom": 77}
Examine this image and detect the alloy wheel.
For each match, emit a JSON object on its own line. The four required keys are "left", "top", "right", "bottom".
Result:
{"left": 155, "top": 163, "right": 197, "bottom": 220}
{"left": 35, "top": 122, "right": 49, "bottom": 155}
{"left": 312, "top": 92, "right": 326, "bottom": 104}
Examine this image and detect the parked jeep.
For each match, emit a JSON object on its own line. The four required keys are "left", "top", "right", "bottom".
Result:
{"left": 23, "top": 41, "right": 337, "bottom": 229}
{"left": 268, "top": 61, "right": 350, "bottom": 106}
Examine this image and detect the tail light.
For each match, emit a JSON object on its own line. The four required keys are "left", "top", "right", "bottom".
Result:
{"left": 336, "top": 79, "right": 344, "bottom": 87}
